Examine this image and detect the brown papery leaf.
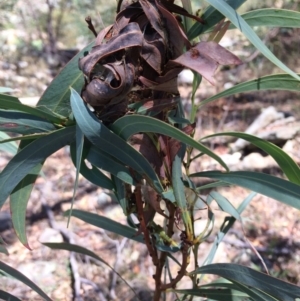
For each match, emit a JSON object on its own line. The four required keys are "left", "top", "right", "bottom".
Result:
{"left": 170, "top": 41, "right": 242, "bottom": 85}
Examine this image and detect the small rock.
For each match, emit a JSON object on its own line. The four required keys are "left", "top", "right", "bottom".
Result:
{"left": 178, "top": 69, "right": 194, "bottom": 85}
{"left": 39, "top": 227, "right": 63, "bottom": 243}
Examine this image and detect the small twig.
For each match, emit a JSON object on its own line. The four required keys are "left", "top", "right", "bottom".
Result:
{"left": 109, "top": 238, "right": 128, "bottom": 299}
{"left": 160, "top": 243, "right": 190, "bottom": 290}
{"left": 135, "top": 185, "right": 159, "bottom": 266}
{"left": 85, "top": 16, "right": 98, "bottom": 37}
{"left": 80, "top": 277, "right": 106, "bottom": 301}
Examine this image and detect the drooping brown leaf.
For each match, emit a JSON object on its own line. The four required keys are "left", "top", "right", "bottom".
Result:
{"left": 169, "top": 41, "right": 242, "bottom": 85}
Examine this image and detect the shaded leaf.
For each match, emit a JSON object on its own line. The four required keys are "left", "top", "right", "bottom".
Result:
{"left": 0, "top": 126, "right": 76, "bottom": 210}
{"left": 202, "top": 132, "right": 300, "bottom": 184}
{"left": 199, "top": 74, "right": 300, "bottom": 108}
{"left": 0, "top": 290, "right": 22, "bottom": 301}
{"left": 87, "top": 145, "right": 138, "bottom": 186}
{"left": 112, "top": 115, "right": 228, "bottom": 171}
{"left": 0, "top": 133, "right": 49, "bottom": 145}
{"left": 65, "top": 209, "right": 144, "bottom": 243}
{"left": 67, "top": 124, "right": 84, "bottom": 226}
{"left": 175, "top": 288, "right": 249, "bottom": 300}
{"left": 190, "top": 171, "right": 300, "bottom": 210}
{"left": 0, "top": 110, "right": 56, "bottom": 134}
{"left": 128, "top": 97, "right": 179, "bottom": 116}
{"left": 190, "top": 263, "right": 300, "bottom": 301}
{"left": 0, "top": 93, "right": 66, "bottom": 124}
{"left": 0, "top": 261, "right": 52, "bottom": 301}
{"left": 204, "top": 0, "right": 300, "bottom": 81}
{"left": 70, "top": 88, "right": 163, "bottom": 193}
{"left": 172, "top": 147, "right": 193, "bottom": 237}
{"left": 69, "top": 142, "right": 114, "bottom": 190}
{"left": 37, "top": 42, "right": 94, "bottom": 117}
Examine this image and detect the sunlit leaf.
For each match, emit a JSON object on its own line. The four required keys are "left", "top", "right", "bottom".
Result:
{"left": 0, "top": 131, "right": 18, "bottom": 155}
{"left": 0, "top": 87, "right": 14, "bottom": 93}
{"left": 202, "top": 132, "right": 300, "bottom": 184}
{"left": 203, "top": 192, "right": 256, "bottom": 266}
{"left": 65, "top": 209, "right": 144, "bottom": 243}
{"left": 199, "top": 74, "right": 300, "bottom": 108}
{"left": 229, "top": 9, "right": 300, "bottom": 29}
{"left": 190, "top": 263, "right": 300, "bottom": 301}
{"left": 187, "top": 0, "right": 247, "bottom": 39}
{"left": 204, "top": 0, "right": 300, "bottom": 80}
{"left": 190, "top": 171, "right": 300, "bottom": 210}
{"left": 209, "top": 191, "right": 241, "bottom": 221}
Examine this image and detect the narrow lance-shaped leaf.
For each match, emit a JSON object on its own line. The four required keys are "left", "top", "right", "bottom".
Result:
{"left": 204, "top": 0, "right": 300, "bottom": 81}
{"left": 187, "top": 0, "right": 247, "bottom": 39}
{"left": 0, "top": 235, "right": 8, "bottom": 255}
{"left": 0, "top": 290, "right": 22, "bottom": 301}
{"left": 0, "top": 110, "right": 56, "bottom": 134}
{"left": 202, "top": 131, "right": 300, "bottom": 184}
{"left": 37, "top": 42, "right": 94, "bottom": 117}
{"left": 0, "top": 93, "right": 66, "bottom": 124}
{"left": 70, "top": 88, "right": 163, "bottom": 193}
{"left": 175, "top": 288, "right": 249, "bottom": 301}
{"left": 190, "top": 263, "right": 300, "bottom": 301}
{"left": 0, "top": 87, "right": 14, "bottom": 93}
{"left": 86, "top": 145, "right": 139, "bottom": 186}
{"left": 190, "top": 171, "right": 300, "bottom": 210}
{"left": 172, "top": 147, "right": 193, "bottom": 238}
{"left": 10, "top": 139, "right": 44, "bottom": 249}
{"left": 209, "top": 191, "right": 241, "bottom": 221}
{"left": 0, "top": 133, "right": 49, "bottom": 145}
{"left": 0, "top": 261, "right": 52, "bottom": 301}
{"left": 0, "top": 131, "right": 18, "bottom": 155}
{"left": 0, "top": 126, "right": 76, "bottom": 211}
{"left": 112, "top": 115, "right": 228, "bottom": 171}
{"left": 65, "top": 209, "right": 144, "bottom": 244}
{"left": 202, "top": 192, "right": 256, "bottom": 267}
{"left": 199, "top": 74, "right": 300, "bottom": 108}
{"left": 69, "top": 142, "right": 114, "bottom": 190}
{"left": 10, "top": 163, "right": 42, "bottom": 249}
{"left": 229, "top": 9, "right": 300, "bottom": 29}
{"left": 42, "top": 242, "right": 138, "bottom": 298}
{"left": 67, "top": 124, "right": 84, "bottom": 226}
